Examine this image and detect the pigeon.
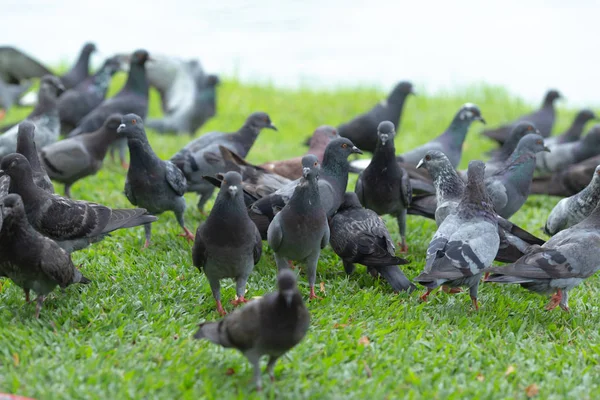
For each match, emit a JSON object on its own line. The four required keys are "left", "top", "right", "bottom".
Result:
{"left": 170, "top": 112, "right": 277, "bottom": 212}
{"left": 544, "top": 165, "right": 600, "bottom": 236}
{"left": 0, "top": 46, "right": 51, "bottom": 84}
{"left": 261, "top": 125, "right": 339, "bottom": 179}
{"left": 485, "top": 122, "right": 540, "bottom": 176}
{"left": 544, "top": 109, "right": 598, "bottom": 147}
{"left": 414, "top": 160, "right": 500, "bottom": 310}
{"left": 267, "top": 155, "right": 330, "bottom": 299}
{"left": 335, "top": 81, "right": 414, "bottom": 153}
{"left": 60, "top": 42, "right": 96, "bottom": 90}
{"left": 0, "top": 172, "right": 10, "bottom": 229}
{"left": 0, "top": 78, "right": 31, "bottom": 117}
{"left": 329, "top": 192, "right": 415, "bottom": 292}
{"left": 250, "top": 138, "right": 362, "bottom": 239}
{"left": 40, "top": 114, "right": 122, "bottom": 198}
{"left": 193, "top": 269, "right": 309, "bottom": 391}
{"left": 485, "top": 134, "right": 550, "bottom": 219}
{"left": 16, "top": 121, "right": 54, "bottom": 193}
{"left": 0, "top": 75, "right": 64, "bottom": 159}
{"left": 0, "top": 194, "right": 90, "bottom": 318}
{"left": 0, "top": 153, "right": 157, "bottom": 253}
{"left": 58, "top": 56, "right": 121, "bottom": 133}
{"left": 485, "top": 200, "right": 600, "bottom": 312}
{"left": 481, "top": 89, "right": 562, "bottom": 145}
{"left": 397, "top": 103, "right": 485, "bottom": 167}
{"left": 192, "top": 171, "right": 262, "bottom": 315}
{"left": 355, "top": 121, "right": 412, "bottom": 251}
{"left": 536, "top": 125, "right": 600, "bottom": 176}
{"left": 118, "top": 114, "right": 193, "bottom": 247}
{"left": 531, "top": 154, "right": 600, "bottom": 197}
{"left": 68, "top": 49, "right": 151, "bottom": 170}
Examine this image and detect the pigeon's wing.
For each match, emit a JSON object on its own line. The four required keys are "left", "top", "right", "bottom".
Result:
{"left": 252, "top": 225, "right": 263, "bottom": 265}
{"left": 38, "top": 244, "right": 74, "bottom": 288}
{"left": 124, "top": 178, "right": 137, "bottom": 206}
{"left": 485, "top": 179, "right": 508, "bottom": 212}
{"left": 487, "top": 249, "right": 579, "bottom": 282}
{"left": 0, "top": 174, "right": 10, "bottom": 198}
{"left": 400, "top": 168, "right": 412, "bottom": 207}
{"left": 165, "top": 161, "right": 187, "bottom": 196}
{"left": 39, "top": 197, "right": 112, "bottom": 239}
{"left": 40, "top": 141, "right": 89, "bottom": 178}
{"left": 221, "top": 299, "right": 262, "bottom": 351}
{"left": 267, "top": 213, "right": 284, "bottom": 251}
{"left": 0, "top": 47, "right": 52, "bottom": 83}
{"left": 192, "top": 226, "right": 208, "bottom": 270}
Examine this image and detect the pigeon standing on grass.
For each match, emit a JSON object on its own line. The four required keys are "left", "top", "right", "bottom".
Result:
{"left": 16, "top": 121, "right": 54, "bottom": 193}
{"left": 194, "top": 269, "right": 309, "bottom": 391}
{"left": 544, "top": 109, "right": 597, "bottom": 147}
{"left": 192, "top": 171, "right": 263, "bottom": 316}
{"left": 355, "top": 121, "right": 412, "bottom": 251}
{"left": 414, "top": 161, "right": 500, "bottom": 310}
{"left": 59, "top": 42, "right": 96, "bottom": 90}
{"left": 536, "top": 125, "right": 600, "bottom": 176}
{"left": 267, "top": 155, "right": 330, "bottom": 300}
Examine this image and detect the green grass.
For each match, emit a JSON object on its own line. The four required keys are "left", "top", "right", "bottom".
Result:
{"left": 1, "top": 73, "right": 599, "bottom": 399}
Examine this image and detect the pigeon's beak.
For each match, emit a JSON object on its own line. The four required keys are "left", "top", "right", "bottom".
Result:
{"left": 475, "top": 116, "right": 486, "bottom": 124}
{"left": 302, "top": 167, "right": 310, "bottom": 178}
{"left": 117, "top": 123, "right": 126, "bottom": 134}
{"left": 416, "top": 159, "right": 425, "bottom": 169}
{"left": 543, "top": 146, "right": 551, "bottom": 152}
{"left": 267, "top": 123, "right": 278, "bottom": 131}
{"left": 228, "top": 185, "right": 239, "bottom": 196}
{"left": 351, "top": 146, "right": 363, "bottom": 154}
{"left": 56, "top": 82, "right": 66, "bottom": 93}
{"left": 380, "top": 133, "right": 389, "bottom": 145}
{"left": 282, "top": 289, "right": 294, "bottom": 307}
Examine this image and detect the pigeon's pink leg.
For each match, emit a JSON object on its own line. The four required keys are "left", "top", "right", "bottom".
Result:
{"left": 121, "top": 161, "right": 129, "bottom": 169}
{"left": 179, "top": 227, "right": 195, "bottom": 242}
{"left": 471, "top": 296, "right": 480, "bottom": 311}
{"left": 216, "top": 300, "right": 227, "bottom": 316}
{"left": 309, "top": 286, "right": 322, "bottom": 300}
{"left": 0, "top": 109, "right": 6, "bottom": 121}
{"left": 231, "top": 296, "right": 249, "bottom": 306}
{"left": 398, "top": 238, "right": 408, "bottom": 253}
{"left": 420, "top": 288, "right": 433, "bottom": 302}
{"left": 287, "top": 260, "right": 296, "bottom": 270}
{"left": 442, "top": 286, "right": 463, "bottom": 294}
{"left": 545, "top": 289, "right": 563, "bottom": 311}
{"left": 483, "top": 272, "right": 491, "bottom": 281}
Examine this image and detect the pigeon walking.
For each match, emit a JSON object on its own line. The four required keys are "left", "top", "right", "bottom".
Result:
{"left": 16, "top": 121, "right": 54, "bottom": 193}
{"left": 544, "top": 109, "right": 597, "bottom": 147}
{"left": 118, "top": 114, "right": 193, "bottom": 247}
{"left": 194, "top": 269, "right": 309, "bottom": 391}
{"left": 536, "top": 125, "right": 600, "bottom": 176}
{"left": 355, "top": 121, "right": 412, "bottom": 251}
{"left": 60, "top": 42, "right": 96, "bottom": 90}
{"left": 267, "top": 155, "right": 330, "bottom": 299}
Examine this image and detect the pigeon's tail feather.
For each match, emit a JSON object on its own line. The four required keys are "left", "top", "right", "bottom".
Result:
{"left": 409, "top": 179, "right": 435, "bottom": 196}
{"left": 375, "top": 265, "right": 416, "bottom": 292}
{"left": 407, "top": 196, "right": 436, "bottom": 220}
{"left": 495, "top": 246, "right": 525, "bottom": 264}
{"left": 103, "top": 208, "right": 157, "bottom": 233}
{"left": 361, "top": 254, "right": 409, "bottom": 268}
{"left": 249, "top": 212, "right": 270, "bottom": 240}
{"left": 484, "top": 274, "right": 533, "bottom": 284}
{"left": 508, "top": 224, "right": 545, "bottom": 246}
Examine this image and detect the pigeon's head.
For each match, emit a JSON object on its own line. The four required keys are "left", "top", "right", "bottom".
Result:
{"left": 0, "top": 193, "right": 26, "bottom": 220}
{"left": 220, "top": 171, "right": 243, "bottom": 198}
{"left": 309, "top": 125, "right": 339, "bottom": 148}
{"left": 582, "top": 125, "right": 600, "bottom": 147}
{"left": 377, "top": 121, "right": 396, "bottom": 146}
{"left": 575, "top": 109, "right": 598, "bottom": 124}
{"left": 101, "top": 56, "right": 123, "bottom": 75}
{"left": 416, "top": 150, "right": 452, "bottom": 172}
{"left": 204, "top": 75, "right": 220, "bottom": 87}
{"left": 543, "top": 89, "right": 562, "bottom": 106}
{"left": 130, "top": 49, "right": 151, "bottom": 66}
{"left": 510, "top": 122, "right": 540, "bottom": 142}
{"left": 117, "top": 114, "right": 145, "bottom": 138}
{"left": 456, "top": 103, "right": 486, "bottom": 124}
{"left": 389, "top": 81, "right": 415, "bottom": 102}
{"left": 324, "top": 138, "right": 363, "bottom": 163}
{"left": 0, "top": 153, "right": 32, "bottom": 182}
{"left": 40, "top": 75, "right": 65, "bottom": 97}
{"left": 301, "top": 154, "right": 320, "bottom": 180}
{"left": 17, "top": 121, "right": 36, "bottom": 142}
{"left": 277, "top": 269, "right": 298, "bottom": 307}
{"left": 82, "top": 42, "right": 97, "bottom": 55}
{"left": 516, "top": 134, "right": 550, "bottom": 155}
{"left": 104, "top": 114, "right": 124, "bottom": 133}
{"left": 246, "top": 112, "right": 277, "bottom": 132}
{"left": 339, "top": 192, "right": 363, "bottom": 210}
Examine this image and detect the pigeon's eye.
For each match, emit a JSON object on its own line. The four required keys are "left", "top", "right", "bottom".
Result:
{"left": 341, "top": 143, "right": 348, "bottom": 149}
{"left": 527, "top": 126, "right": 533, "bottom": 131}
{"left": 536, "top": 140, "right": 543, "bottom": 145}
{"left": 313, "top": 162, "right": 318, "bottom": 166}
{"left": 132, "top": 119, "right": 136, "bottom": 125}
{"left": 425, "top": 155, "right": 431, "bottom": 161}
{"left": 222, "top": 179, "right": 227, "bottom": 185}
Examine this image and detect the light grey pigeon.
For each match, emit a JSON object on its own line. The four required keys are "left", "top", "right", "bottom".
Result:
{"left": 0, "top": 194, "right": 91, "bottom": 318}
{"left": 16, "top": 121, "right": 54, "bottom": 193}
{"left": 192, "top": 171, "right": 262, "bottom": 316}
{"left": 536, "top": 125, "right": 600, "bottom": 176}
{"left": 485, "top": 134, "right": 550, "bottom": 219}
{"left": 485, "top": 122, "right": 540, "bottom": 177}
{"left": 414, "top": 160, "right": 500, "bottom": 310}
{"left": 544, "top": 165, "right": 600, "bottom": 236}
{"left": 544, "top": 109, "right": 598, "bottom": 147}
{"left": 267, "top": 155, "right": 330, "bottom": 300}
{"left": 485, "top": 200, "right": 600, "bottom": 311}
{"left": 355, "top": 121, "right": 412, "bottom": 251}
{"left": 194, "top": 269, "right": 309, "bottom": 391}
{"left": 0, "top": 75, "right": 64, "bottom": 159}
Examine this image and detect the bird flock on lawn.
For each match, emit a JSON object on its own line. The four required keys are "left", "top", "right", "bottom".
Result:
{"left": 2, "top": 42, "right": 600, "bottom": 390}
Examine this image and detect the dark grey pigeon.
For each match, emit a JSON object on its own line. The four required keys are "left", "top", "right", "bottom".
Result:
{"left": 544, "top": 165, "right": 600, "bottom": 236}
{"left": 41, "top": 114, "right": 122, "bottom": 197}
{"left": 414, "top": 160, "right": 500, "bottom": 310}
{"left": 193, "top": 171, "right": 262, "bottom": 315}
{"left": 485, "top": 200, "right": 600, "bottom": 311}
{"left": 544, "top": 109, "right": 597, "bottom": 147}
{"left": 536, "top": 125, "right": 600, "bottom": 176}
{"left": 0, "top": 153, "right": 157, "bottom": 253}
{"left": 485, "top": 134, "right": 550, "bottom": 219}
{"left": 267, "top": 155, "right": 330, "bottom": 300}
{"left": 531, "top": 154, "right": 600, "bottom": 197}
{"left": 0, "top": 75, "right": 65, "bottom": 159}
{"left": 485, "top": 122, "right": 540, "bottom": 176}
{"left": 335, "top": 81, "right": 415, "bottom": 153}
{"left": 194, "top": 269, "right": 309, "bottom": 391}
{"left": 68, "top": 49, "right": 151, "bottom": 170}
{"left": 0, "top": 46, "right": 51, "bottom": 84}
{"left": 250, "top": 138, "right": 362, "bottom": 239}
{"left": 482, "top": 89, "right": 561, "bottom": 145}
{"left": 170, "top": 112, "right": 277, "bottom": 212}
{"left": 0, "top": 78, "right": 31, "bottom": 115}
{"left": 58, "top": 56, "right": 121, "bottom": 133}
{"left": 16, "top": 121, "right": 54, "bottom": 193}
{"left": 60, "top": 42, "right": 96, "bottom": 90}
{"left": 355, "top": 121, "right": 412, "bottom": 251}
{"left": 397, "top": 103, "right": 485, "bottom": 168}
{"left": 330, "top": 192, "right": 415, "bottom": 292}
{"left": 0, "top": 194, "right": 90, "bottom": 318}
{"left": 118, "top": 114, "right": 193, "bottom": 247}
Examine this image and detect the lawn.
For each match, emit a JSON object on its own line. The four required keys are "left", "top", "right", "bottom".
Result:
{"left": 1, "top": 74, "right": 599, "bottom": 399}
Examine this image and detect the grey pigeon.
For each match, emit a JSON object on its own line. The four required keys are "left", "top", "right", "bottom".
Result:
{"left": 250, "top": 138, "right": 362, "bottom": 239}
{"left": 482, "top": 89, "right": 561, "bottom": 145}
{"left": 485, "top": 200, "right": 600, "bottom": 311}
{"left": 397, "top": 103, "right": 485, "bottom": 167}
{"left": 485, "top": 122, "right": 540, "bottom": 176}
{"left": 0, "top": 193, "right": 91, "bottom": 318}
{"left": 58, "top": 56, "right": 121, "bottom": 133}
{"left": 0, "top": 46, "right": 51, "bottom": 84}
{"left": 335, "top": 81, "right": 415, "bottom": 153}
{"left": 544, "top": 109, "right": 597, "bottom": 147}
{"left": 0, "top": 78, "right": 31, "bottom": 116}
{"left": 329, "top": 192, "right": 415, "bottom": 292}
{"left": 16, "top": 121, "right": 54, "bottom": 193}
{"left": 0, "top": 153, "right": 157, "bottom": 253}
{"left": 41, "top": 114, "right": 122, "bottom": 197}
{"left": 0, "top": 75, "right": 64, "bottom": 159}
{"left": 193, "top": 171, "right": 262, "bottom": 315}
{"left": 193, "top": 269, "right": 309, "bottom": 391}
{"left": 170, "top": 112, "right": 277, "bottom": 212}
{"left": 414, "top": 160, "right": 500, "bottom": 310}
{"left": 118, "top": 114, "right": 193, "bottom": 247}
{"left": 536, "top": 125, "right": 600, "bottom": 176}
{"left": 531, "top": 154, "right": 600, "bottom": 197}
{"left": 267, "top": 155, "right": 330, "bottom": 299}
{"left": 544, "top": 165, "right": 600, "bottom": 236}
{"left": 355, "top": 121, "right": 412, "bottom": 251}
{"left": 485, "top": 134, "right": 550, "bottom": 219}
{"left": 60, "top": 42, "right": 97, "bottom": 90}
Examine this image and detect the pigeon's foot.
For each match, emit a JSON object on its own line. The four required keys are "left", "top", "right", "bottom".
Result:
{"left": 309, "top": 286, "right": 322, "bottom": 301}
{"left": 179, "top": 227, "right": 195, "bottom": 242}
{"left": 0, "top": 109, "right": 5, "bottom": 121}
{"left": 397, "top": 240, "right": 409, "bottom": 254}
{"left": 143, "top": 239, "right": 151, "bottom": 249}
{"left": 560, "top": 303, "right": 570, "bottom": 313}
{"left": 216, "top": 300, "right": 227, "bottom": 316}
{"left": 470, "top": 296, "right": 480, "bottom": 311}
{"left": 121, "top": 161, "right": 129, "bottom": 169}
{"left": 35, "top": 296, "right": 45, "bottom": 319}
{"left": 231, "top": 296, "right": 249, "bottom": 306}
{"left": 420, "top": 288, "right": 433, "bottom": 302}
{"left": 545, "top": 289, "right": 563, "bottom": 311}
{"left": 442, "top": 286, "right": 463, "bottom": 294}
{"left": 483, "top": 272, "right": 490, "bottom": 281}
{"left": 287, "top": 260, "right": 296, "bottom": 270}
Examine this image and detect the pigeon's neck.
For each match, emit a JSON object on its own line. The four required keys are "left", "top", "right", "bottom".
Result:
{"left": 373, "top": 142, "right": 397, "bottom": 163}
{"left": 431, "top": 168, "right": 465, "bottom": 202}
{"left": 574, "top": 138, "right": 600, "bottom": 161}
{"left": 384, "top": 93, "right": 410, "bottom": 128}
{"left": 497, "top": 137, "right": 521, "bottom": 162}
{"left": 32, "top": 89, "right": 58, "bottom": 117}
{"left": 127, "top": 138, "right": 161, "bottom": 171}
{"left": 287, "top": 178, "right": 322, "bottom": 213}
{"left": 459, "top": 177, "right": 496, "bottom": 218}
{"left": 16, "top": 139, "right": 42, "bottom": 172}
{"left": 561, "top": 119, "right": 587, "bottom": 142}
{"left": 72, "top": 50, "right": 92, "bottom": 77}
{"left": 444, "top": 119, "right": 472, "bottom": 146}
{"left": 234, "top": 125, "right": 261, "bottom": 157}
{"left": 502, "top": 153, "right": 537, "bottom": 192}
{"left": 576, "top": 177, "right": 600, "bottom": 203}
{"left": 321, "top": 153, "right": 350, "bottom": 192}
{"left": 123, "top": 63, "right": 149, "bottom": 96}
{"left": 207, "top": 193, "right": 248, "bottom": 227}
{"left": 9, "top": 172, "right": 42, "bottom": 204}
{"left": 91, "top": 65, "right": 115, "bottom": 94}
{"left": 86, "top": 129, "right": 118, "bottom": 159}
{"left": 542, "top": 98, "right": 556, "bottom": 109}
